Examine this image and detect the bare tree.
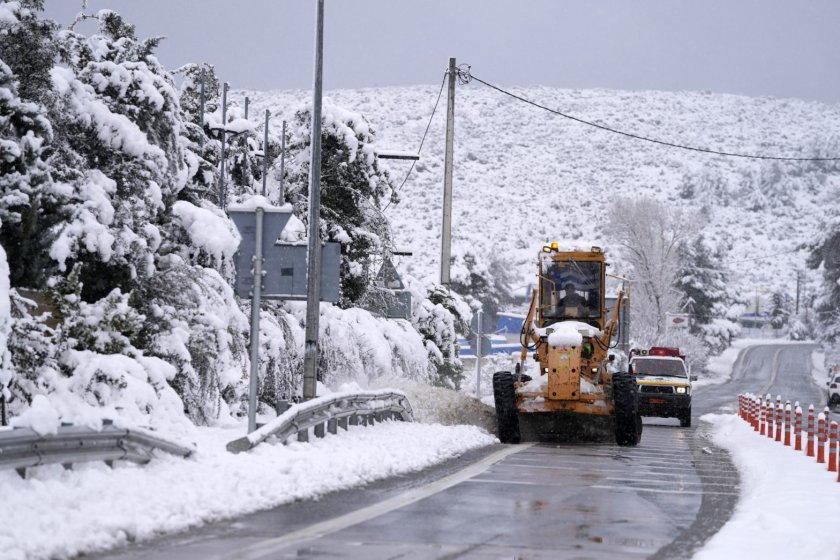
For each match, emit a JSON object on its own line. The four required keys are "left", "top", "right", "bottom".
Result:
{"left": 608, "top": 197, "right": 698, "bottom": 342}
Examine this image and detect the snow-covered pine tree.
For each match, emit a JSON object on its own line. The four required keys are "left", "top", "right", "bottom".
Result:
{"left": 675, "top": 235, "right": 741, "bottom": 353}
{"left": 768, "top": 291, "right": 794, "bottom": 330}
{"left": 450, "top": 252, "right": 514, "bottom": 324}
{"left": 409, "top": 282, "right": 470, "bottom": 388}
{"left": 284, "top": 103, "right": 396, "bottom": 307}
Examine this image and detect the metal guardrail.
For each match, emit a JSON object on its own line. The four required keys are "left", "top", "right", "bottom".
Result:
{"left": 0, "top": 421, "right": 195, "bottom": 477}
{"left": 227, "top": 390, "right": 414, "bottom": 454}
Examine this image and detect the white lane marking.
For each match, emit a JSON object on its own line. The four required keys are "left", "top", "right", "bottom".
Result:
{"left": 757, "top": 346, "right": 785, "bottom": 396}
{"left": 466, "top": 479, "right": 737, "bottom": 496}
{"left": 501, "top": 462, "right": 702, "bottom": 474}
{"left": 592, "top": 484, "right": 738, "bottom": 496}
{"left": 233, "top": 444, "right": 534, "bottom": 560}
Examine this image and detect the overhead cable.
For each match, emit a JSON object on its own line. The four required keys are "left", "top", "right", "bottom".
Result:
{"left": 460, "top": 67, "right": 840, "bottom": 162}
{"left": 383, "top": 72, "right": 448, "bottom": 212}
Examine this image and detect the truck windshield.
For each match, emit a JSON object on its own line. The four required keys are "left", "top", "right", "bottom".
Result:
{"left": 541, "top": 259, "right": 602, "bottom": 319}
{"left": 632, "top": 358, "right": 687, "bottom": 377}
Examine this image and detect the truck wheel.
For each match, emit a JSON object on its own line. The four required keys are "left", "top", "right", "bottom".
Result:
{"left": 830, "top": 394, "right": 840, "bottom": 408}
{"left": 493, "top": 371, "right": 521, "bottom": 444}
{"left": 680, "top": 407, "right": 692, "bottom": 428}
{"left": 613, "top": 371, "right": 642, "bottom": 446}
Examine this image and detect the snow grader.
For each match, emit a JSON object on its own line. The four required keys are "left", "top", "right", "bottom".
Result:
{"left": 493, "top": 243, "right": 641, "bottom": 446}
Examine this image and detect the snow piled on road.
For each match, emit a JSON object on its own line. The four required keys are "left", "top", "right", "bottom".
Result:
{"left": 697, "top": 413, "right": 840, "bottom": 560}
{"left": 0, "top": 421, "right": 495, "bottom": 560}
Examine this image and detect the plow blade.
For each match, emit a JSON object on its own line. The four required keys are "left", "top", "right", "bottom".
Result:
{"left": 517, "top": 411, "right": 615, "bottom": 444}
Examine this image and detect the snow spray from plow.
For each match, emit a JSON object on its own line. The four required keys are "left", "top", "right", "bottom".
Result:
{"left": 739, "top": 393, "right": 840, "bottom": 480}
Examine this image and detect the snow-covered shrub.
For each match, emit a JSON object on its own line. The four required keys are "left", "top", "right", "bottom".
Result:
{"left": 284, "top": 103, "right": 395, "bottom": 307}
{"left": 406, "top": 279, "right": 470, "bottom": 388}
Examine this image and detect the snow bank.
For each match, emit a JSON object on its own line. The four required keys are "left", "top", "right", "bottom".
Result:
{"left": 696, "top": 414, "right": 840, "bottom": 560}
{"left": 0, "top": 421, "right": 494, "bottom": 560}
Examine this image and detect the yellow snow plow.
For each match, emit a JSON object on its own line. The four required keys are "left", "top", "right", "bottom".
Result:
{"left": 492, "top": 243, "right": 641, "bottom": 445}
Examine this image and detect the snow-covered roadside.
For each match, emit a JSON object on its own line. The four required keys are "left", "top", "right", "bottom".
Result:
{"left": 695, "top": 413, "right": 840, "bottom": 560}
{"left": 0, "top": 420, "right": 495, "bottom": 560}
{"left": 693, "top": 338, "right": 839, "bottom": 559}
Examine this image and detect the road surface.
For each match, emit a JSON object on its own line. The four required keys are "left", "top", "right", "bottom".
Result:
{"left": 92, "top": 342, "right": 822, "bottom": 560}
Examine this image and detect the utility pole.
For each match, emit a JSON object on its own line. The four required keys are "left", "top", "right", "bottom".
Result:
{"left": 220, "top": 81, "right": 229, "bottom": 208}
{"left": 261, "top": 110, "right": 270, "bottom": 197}
{"left": 199, "top": 65, "right": 206, "bottom": 149}
{"left": 440, "top": 57, "right": 456, "bottom": 286}
{"left": 279, "top": 120, "right": 287, "bottom": 204}
{"left": 303, "top": 0, "right": 325, "bottom": 401}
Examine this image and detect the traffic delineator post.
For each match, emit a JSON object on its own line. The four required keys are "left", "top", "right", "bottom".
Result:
{"left": 795, "top": 405, "right": 803, "bottom": 451}
{"left": 818, "top": 413, "right": 826, "bottom": 464}
{"left": 807, "top": 405, "right": 815, "bottom": 457}
{"left": 760, "top": 397, "right": 767, "bottom": 436}
{"left": 784, "top": 402, "right": 792, "bottom": 446}
{"left": 768, "top": 400, "right": 776, "bottom": 440}
{"left": 829, "top": 421, "right": 838, "bottom": 473}
{"left": 775, "top": 403, "right": 783, "bottom": 443}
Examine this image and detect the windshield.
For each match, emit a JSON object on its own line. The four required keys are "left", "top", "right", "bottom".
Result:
{"left": 540, "top": 259, "right": 602, "bottom": 319}
{"left": 632, "top": 358, "right": 687, "bottom": 378}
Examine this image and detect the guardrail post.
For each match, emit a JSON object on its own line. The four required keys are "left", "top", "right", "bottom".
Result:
{"left": 327, "top": 418, "right": 337, "bottom": 435}
{"left": 298, "top": 429, "right": 309, "bottom": 443}
{"left": 795, "top": 405, "right": 803, "bottom": 451}
{"left": 818, "top": 413, "right": 826, "bottom": 463}
{"left": 784, "top": 402, "right": 792, "bottom": 446}
{"left": 829, "top": 421, "right": 838, "bottom": 473}
{"left": 314, "top": 422, "right": 325, "bottom": 438}
{"left": 338, "top": 417, "right": 348, "bottom": 430}
{"left": 349, "top": 414, "right": 359, "bottom": 426}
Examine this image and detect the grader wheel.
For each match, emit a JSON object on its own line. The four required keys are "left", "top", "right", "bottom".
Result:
{"left": 613, "top": 371, "right": 642, "bottom": 446}
{"left": 493, "top": 371, "right": 521, "bottom": 444}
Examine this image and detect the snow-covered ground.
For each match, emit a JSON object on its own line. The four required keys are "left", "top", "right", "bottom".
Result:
{"left": 0, "top": 418, "right": 494, "bottom": 560}
{"left": 694, "top": 340, "right": 840, "bottom": 560}
{"left": 4, "top": 341, "right": 838, "bottom": 560}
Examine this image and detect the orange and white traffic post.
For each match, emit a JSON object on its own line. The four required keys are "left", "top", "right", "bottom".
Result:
{"left": 829, "top": 421, "right": 838, "bottom": 473}
{"left": 784, "top": 401, "right": 792, "bottom": 446}
{"left": 818, "top": 413, "right": 827, "bottom": 464}
{"left": 794, "top": 405, "right": 803, "bottom": 451}
{"left": 807, "top": 405, "right": 815, "bottom": 457}
{"left": 775, "top": 402, "right": 783, "bottom": 443}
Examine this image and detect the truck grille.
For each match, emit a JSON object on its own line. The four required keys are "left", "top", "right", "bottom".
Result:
{"left": 640, "top": 385, "right": 675, "bottom": 394}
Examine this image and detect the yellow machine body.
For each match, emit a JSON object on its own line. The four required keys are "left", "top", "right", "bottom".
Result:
{"left": 514, "top": 244, "right": 627, "bottom": 440}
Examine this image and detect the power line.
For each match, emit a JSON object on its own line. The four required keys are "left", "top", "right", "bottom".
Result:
{"left": 460, "top": 68, "right": 840, "bottom": 162}
{"left": 383, "top": 72, "right": 448, "bottom": 212}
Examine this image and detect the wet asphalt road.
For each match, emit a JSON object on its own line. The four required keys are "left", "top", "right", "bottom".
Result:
{"left": 90, "top": 343, "right": 822, "bottom": 560}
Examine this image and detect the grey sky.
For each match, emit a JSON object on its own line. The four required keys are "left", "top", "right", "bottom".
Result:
{"left": 43, "top": 1, "right": 840, "bottom": 104}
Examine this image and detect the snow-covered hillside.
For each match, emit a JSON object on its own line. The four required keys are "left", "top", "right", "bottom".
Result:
{"left": 244, "top": 82, "right": 840, "bottom": 303}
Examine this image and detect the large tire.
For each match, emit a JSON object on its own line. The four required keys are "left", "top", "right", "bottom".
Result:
{"left": 830, "top": 394, "right": 840, "bottom": 408}
{"left": 493, "top": 371, "right": 521, "bottom": 444}
{"left": 680, "top": 406, "right": 692, "bottom": 428}
{"left": 613, "top": 371, "right": 642, "bottom": 446}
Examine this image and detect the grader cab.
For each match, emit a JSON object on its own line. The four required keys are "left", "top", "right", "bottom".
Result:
{"left": 492, "top": 243, "right": 641, "bottom": 446}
